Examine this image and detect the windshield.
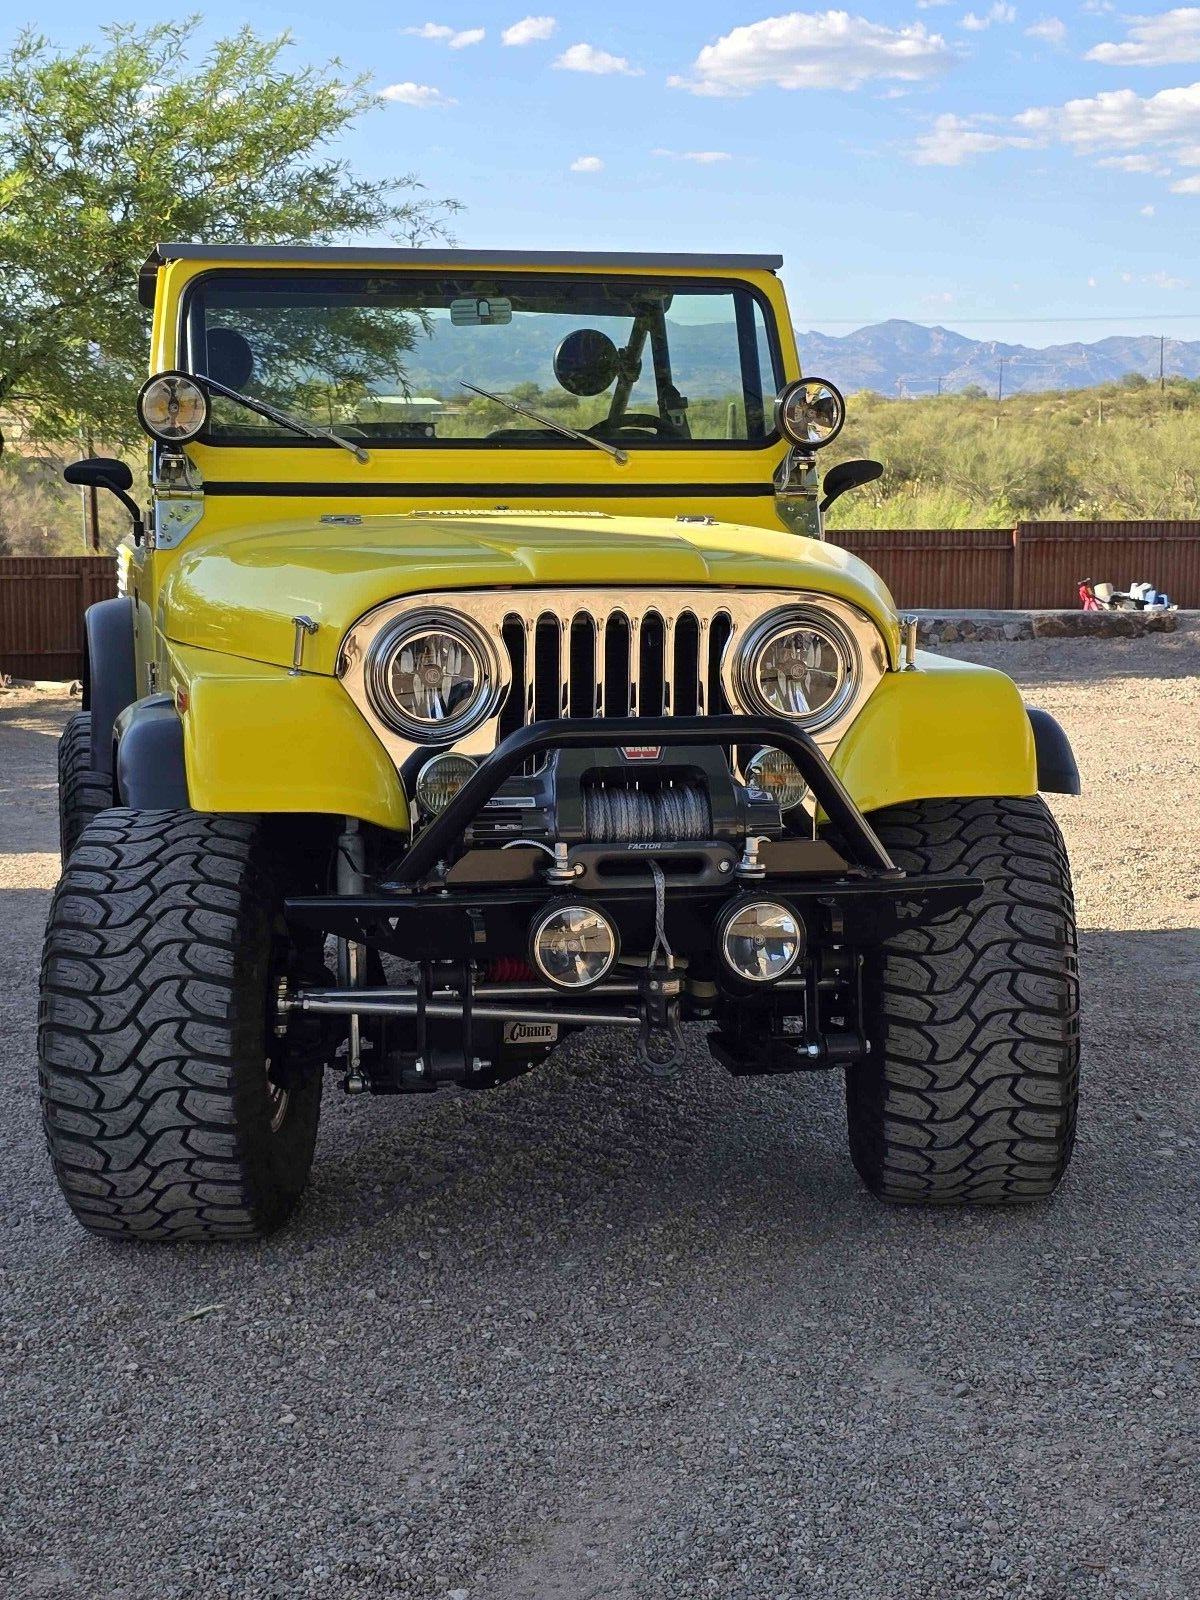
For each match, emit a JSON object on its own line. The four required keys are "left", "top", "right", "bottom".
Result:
{"left": 182, "top": 272, "right": 783, "bottom": 449}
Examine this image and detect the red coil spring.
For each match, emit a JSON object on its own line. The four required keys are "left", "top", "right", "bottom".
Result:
{"left": 486, "top": 957, "right": 537, "bottom": 983}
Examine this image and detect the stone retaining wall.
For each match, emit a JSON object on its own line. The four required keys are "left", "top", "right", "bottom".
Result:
{"left": 916, "top": 609, "right": 1180, "bottom": 644}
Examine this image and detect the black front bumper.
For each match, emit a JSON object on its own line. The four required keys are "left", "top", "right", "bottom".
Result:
{"left": 286, "top": 716, "right": 983, "bottom": 961}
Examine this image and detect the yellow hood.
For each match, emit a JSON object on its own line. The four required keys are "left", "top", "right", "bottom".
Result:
{"left": 160, "top": 511, "right": 900, "bottom": 673}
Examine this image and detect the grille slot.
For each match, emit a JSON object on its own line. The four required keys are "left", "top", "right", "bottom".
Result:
{"left": 501, "top": 603, "right": 730, "bottom": 730}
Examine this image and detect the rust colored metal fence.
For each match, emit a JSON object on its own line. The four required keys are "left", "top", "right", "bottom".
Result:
{"left": 0, "top": 557, "right": 117, "bottom": 680}
{"left": 837, "top": 528, "right": 1015, "bottom": 609}
{"left": 1, "top": 526, "right": 1197, "bottom": 680}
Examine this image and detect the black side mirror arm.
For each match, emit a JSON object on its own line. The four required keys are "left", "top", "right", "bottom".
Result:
{"left": 63, "top": 458, "right": 145, "bottom": 543}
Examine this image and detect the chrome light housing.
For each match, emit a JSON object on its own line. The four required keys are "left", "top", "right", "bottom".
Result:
{"left": 744, "top": 747, "right": 808, "bottom": 812}
{"left": 774, "top": 377, "right": 845, "bottom": 450}
{"left": 365, "top": 609, "right": 501, "bottom": 743}
{"left": 718, "top": 898, "right": 804, "bottom": 984}
{"left": 530, "top": 903, "right": 619, "bottom": 990}
{"left": 732, "top": 607, "right": 859, "bottom": 731}
{"left": 137, "top": 371, "right": 210, "bottom": 443}
{"left": 415, "top": 752, "right": 477, "bottom": 815}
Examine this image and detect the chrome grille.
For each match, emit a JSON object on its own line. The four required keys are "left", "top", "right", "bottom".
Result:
{"left": 496, "top": 606, "right": 733, "bottom": 742}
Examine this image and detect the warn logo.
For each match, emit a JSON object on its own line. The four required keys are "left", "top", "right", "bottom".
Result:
{"left": 619, "top": 745, "right": 663, "bottom": 761}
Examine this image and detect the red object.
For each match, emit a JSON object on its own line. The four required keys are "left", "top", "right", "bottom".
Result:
{"left": 1078, "top": 580, "right": 1103, "bottom": 611}
{"left": 486, "top": 957, "right": 537, "bottom": 983}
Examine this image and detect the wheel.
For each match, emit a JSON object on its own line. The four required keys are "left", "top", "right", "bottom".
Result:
{"left": 846, "top": 796, "right": 1079, "bottom": 1205}
{"left": 38, "top": 810, "right": 323, "bottom": 1240}
{"left": 57, "top": 712, "right": 112, "bottom": 864}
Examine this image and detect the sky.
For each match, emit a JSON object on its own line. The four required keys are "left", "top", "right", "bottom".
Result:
{"left": 8, "top": 1, "right": 1200, "bottom": 347}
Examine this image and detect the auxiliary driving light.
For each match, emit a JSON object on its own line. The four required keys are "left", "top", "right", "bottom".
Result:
{"left": 136, "top": 371, "right": 210, "bottom": 443}
{"left": 718, "top": 899, "right": 804, "bottom": 985}
{"left": 415, "top": 752, "right": 477, "bottom": 815}
{"left": 530, "top": 903, "right": 618, "bottom": 990}
{"left": 745, "top": 747, "right": 808, "bottom": 812}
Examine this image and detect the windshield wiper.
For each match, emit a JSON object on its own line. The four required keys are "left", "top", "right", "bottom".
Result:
{"left": 199, "top": 374, "right": 371, "bottom": 464}
{"left": 460, "top": 381, "right": 628, "bottom": 465}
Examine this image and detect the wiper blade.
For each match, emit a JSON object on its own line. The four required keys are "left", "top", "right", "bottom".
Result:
{"left": 199, "top": 374, "right": 370, "bottom": 464}
{"left": 461, "top": 381, "right": 628, "bottom": 465}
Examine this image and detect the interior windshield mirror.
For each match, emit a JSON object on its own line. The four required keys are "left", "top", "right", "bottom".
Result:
{"left": 450, "top": 296, "right": 513, "bottom": 327}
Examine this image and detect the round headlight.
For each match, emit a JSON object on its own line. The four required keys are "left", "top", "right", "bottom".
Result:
{"left": 735, "top": 609, "right": 858, "bottom": 729}
{"left": 365, "top": 611, "right": 498, "bottom": 742}
{"left": 745, "top": 747, "right": 808, "bottom": 812}
{"left": 137, "top": 371, "right": 210, "bottom": 443}
{"left": 530, "top": 903, "right": 618, "bottom": 990}
{"left": 416, "top": 752, "right": 477, "bottom": 815}
{"left": 774, "top": 377, "right": 845, "bottom": 450}
{"left": 719, "top": 899, "right": 804, "bottom": 985}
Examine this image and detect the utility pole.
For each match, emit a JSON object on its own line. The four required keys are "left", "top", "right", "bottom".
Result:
{"left": 936, "top": 374, "right": 942, "bottom": 397}
{"left": 1160, "top": 334, "right": 1166, "bottom": 393}
{"left": 997, "top": 357, "right": 1006, "bottom": 405}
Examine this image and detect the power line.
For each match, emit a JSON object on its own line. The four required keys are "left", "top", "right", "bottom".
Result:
{"left": 802, "top": 313, "right": 1200, "bottom": 327}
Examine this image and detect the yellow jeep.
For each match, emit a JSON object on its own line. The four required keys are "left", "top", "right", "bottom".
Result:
{"left": 41, "top": 244, "right": 1081, "bottom": 1240}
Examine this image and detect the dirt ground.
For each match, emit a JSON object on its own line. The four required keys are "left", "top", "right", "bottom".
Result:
{"left": 0, "top": 629, "right": 1197, "bottom": 1600}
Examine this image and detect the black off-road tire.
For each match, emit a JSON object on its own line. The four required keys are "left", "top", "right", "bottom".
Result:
{"left": 39, "top": 809, "right": 322, "bottom": 1240}
{"left": 57, "top": 712, "right": 112, "bottom": 865}
{"left": 846, "top": 796, "right": 1079, "bottom": 1205}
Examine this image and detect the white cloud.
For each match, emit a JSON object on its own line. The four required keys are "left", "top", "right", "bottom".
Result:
{"left": 570, "top": 154, "right": 605, "bottom": 171}
{"left": 404, "top": 22, "right": 486, "bottom": 48}
{"left": 502, "top": 14, "right": 557, "bottom": 45}
{"left": 669, "top": 10, "right": 955, "bottom": 95}
{"left": 1171, "top": 172, "right": 1200, "bottom": 188}
{"left": 380, "top": 81, "right": 457, "bottom": 107}
{"left": 653, "top": 147, "right": 733, "bottom": 162}
{"left": 1025, "top": 16, "right": 1067, "bottom": 43}
{"left": 916, "top": 0, "right": 954, "bottom": 8}
{"left": 1086, "top": 9, "right": 1200, "bottom": 65}
{"left": 961, "top": 3, "right": 1016, "bottom": 30}
{"left": 1147, "top": 268, "right": 1187, "bottom": 286}
{"left": 555, "top": 42, "right": 642, "bottom": 75}
{"left": 913, "top": 111, "right": 1038, "bottom": 163}
{"left": 1141, "top": 202, "right": 1157, "bottom": 213}
{"left": 1087, "top": 275, "right": 1098, "bottom": 286}
{"left": 923, "top": 80, "right": 1200, "bottom": 178}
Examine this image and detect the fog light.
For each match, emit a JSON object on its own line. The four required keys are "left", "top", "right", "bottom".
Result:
{"left": 530, "top": 903, "right": 618, "bottom": 990}
{"left": 415, "top": 753, "right": 476, "bottom": 815}
{"left": 718, "top": 899, "right": 803, "bottom": 984}
{"left": 745, "top": 747, "right": 808, "bottom": 812}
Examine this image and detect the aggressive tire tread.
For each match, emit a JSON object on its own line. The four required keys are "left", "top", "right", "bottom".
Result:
{"left": 846, "top": 796, "right": 1080, "bottom": 1205}
{"left": 57, "top": 712, "right": 113, "bottom": 864}
{"left": 39, "top": 809, "right": 320, "bottom": 1240}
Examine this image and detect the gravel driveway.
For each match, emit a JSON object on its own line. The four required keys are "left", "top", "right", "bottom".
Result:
{"left": 1, "top": 630, "right": 1197, "bottom": 1600}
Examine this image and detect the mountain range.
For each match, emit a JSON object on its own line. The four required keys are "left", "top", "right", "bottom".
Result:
{"left": 795, "top": 319, "right": 1200, "bottom": 398}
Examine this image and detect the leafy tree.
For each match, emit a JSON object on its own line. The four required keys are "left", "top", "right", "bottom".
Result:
{"left": 0, "top": 21, "right": 461, "bottom": 452}
{"left": 1120, "top": 371, "right": 1150, "bottom": 389}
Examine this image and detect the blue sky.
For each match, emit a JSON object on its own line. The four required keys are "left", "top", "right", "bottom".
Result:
{"left": 9, "top": 2, "right": 1200, "bottom": 346}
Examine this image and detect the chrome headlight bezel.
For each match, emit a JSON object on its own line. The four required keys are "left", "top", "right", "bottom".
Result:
{"left": 364, "top": 608, "right": 502, "bottom": 744}
{"left": 730, "top": 605, "right": 861, "bottom": 732}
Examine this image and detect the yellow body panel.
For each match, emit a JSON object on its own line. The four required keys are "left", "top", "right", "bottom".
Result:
{"left": 124, "top": 249, "right": 1040, "bottom": 829}
{"left": 833, "top": 651, "right": 1037, "bottom": 814}
{"left": 166, "top": 642, "right": 409, "bottom": 831}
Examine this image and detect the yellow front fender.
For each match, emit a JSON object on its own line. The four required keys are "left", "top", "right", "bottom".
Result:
{"left": 832, "top": 652, "right": 1038, "bottom": 816}
{"left": 165, "top": 642, "right": 410, "bottom": 832}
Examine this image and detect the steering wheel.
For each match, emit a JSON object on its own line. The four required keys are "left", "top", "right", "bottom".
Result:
{"left": 588, "top": 413, "right": 681, "bottom": 441}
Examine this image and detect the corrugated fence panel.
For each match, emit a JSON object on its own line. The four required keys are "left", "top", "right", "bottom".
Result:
{"left": 836, "top": 528, "right": 1013, "bottom": 610}
{"left": 1014, "top": 521, "right": 1200, "bottom": 609}
{"left": 0, "top": 557, "right": 118, "bottom": 680}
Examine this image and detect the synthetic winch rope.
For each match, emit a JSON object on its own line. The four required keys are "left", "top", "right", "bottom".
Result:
{"left": 582, "top": 781, "right": 712, "bottom": 844}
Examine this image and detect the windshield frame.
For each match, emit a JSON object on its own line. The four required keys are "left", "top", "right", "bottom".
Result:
{"left": 176, "top": 269, "right": 787, "bottom": 453}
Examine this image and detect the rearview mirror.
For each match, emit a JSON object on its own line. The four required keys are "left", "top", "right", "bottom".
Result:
{"left": 63, "top": 457, "right": 143, "bottom": 539}
{"left": 450, "top": 296, "right": 513, "bottom": 327}
{"left": 820, "top": 458, "right": 883, "bottom": 514}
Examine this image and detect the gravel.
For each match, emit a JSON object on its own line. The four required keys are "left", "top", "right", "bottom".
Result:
{"left": 1, "top": 628, "right": 1198, "bottom": 1600}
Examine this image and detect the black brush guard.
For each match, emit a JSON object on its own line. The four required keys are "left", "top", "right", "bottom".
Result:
{"left": 286, "top": 717, "right": 984, "bottom": 960}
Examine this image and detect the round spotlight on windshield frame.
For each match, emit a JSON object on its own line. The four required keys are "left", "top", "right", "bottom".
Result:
{"left": 774, "top": 377, "right": 846, "bottom": 450}
{"left": 136, "top": 370, "right": 210, "bottom": 444}
{"left": 718, "top": 898, "right": 805, "bottom": 986}
{"left": 745, "top": 747, "right": 808, "bottom": 813}
{"left": 365, "top": 609, "right": 500, "bottom": 744}
{"left": 530, "top": 903, "right": 619, "bottom": 991}
{"left": 415, "top": 752, "right": 477, "bottom": 817}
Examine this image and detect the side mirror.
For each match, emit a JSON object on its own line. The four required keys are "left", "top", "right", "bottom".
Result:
{"left": 63, "top": 457, "right": 143, "bottom": 540}
{"left": 820, "top": 458, "right": 883, "bottom": 515}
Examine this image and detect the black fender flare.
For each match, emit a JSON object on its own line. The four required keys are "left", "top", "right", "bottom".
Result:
{"left": 114, "top": 695, "right": 191, "bottom": 810}
{"left": 83, "top": 597, "right": 137, "bottom": 777}
{"left": 1027, "top": 706, "right": 1081, "bottom": 795}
